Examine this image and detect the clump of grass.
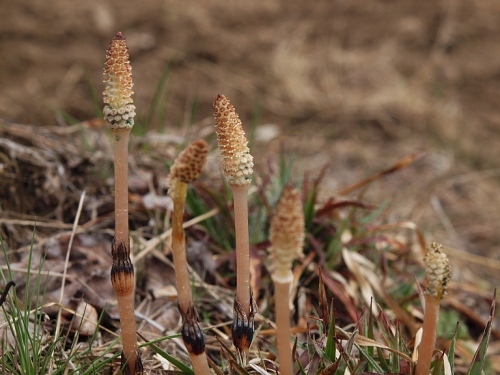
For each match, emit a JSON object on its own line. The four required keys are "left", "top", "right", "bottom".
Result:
{"left": 0, "top": 238, "right": 122, "bottom": 374}
{"left": 0, "top": 246, "right": 56, "bottom": 375}
{"left": 103, "top": 31, "right": 142, "bottom": 374}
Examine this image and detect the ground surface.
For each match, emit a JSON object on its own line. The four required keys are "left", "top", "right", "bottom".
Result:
{"left": 1, "top": 0, "right": 499, "bottom": 333}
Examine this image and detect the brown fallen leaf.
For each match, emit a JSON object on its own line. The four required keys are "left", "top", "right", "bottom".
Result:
{"left": 71, "top": 300, "right": 99, "bottom": 336}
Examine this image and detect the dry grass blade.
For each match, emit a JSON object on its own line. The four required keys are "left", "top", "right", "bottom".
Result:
{"left": 134, "top": 208, "right": 219, "bottom": 263}
{"left": 53, "top": 190, "right": 86, "bottom": 344}
{"left": 313, "top": 266, "right": 358, "bottom": 322}
{"left": 341, "top": 248, "right": 382, "bottom": 312}
{"left": 338, "top": 152, "right": 424, "bottom": 195}
{"left": 366, "top": 221, "right": 427, "bottom": 255}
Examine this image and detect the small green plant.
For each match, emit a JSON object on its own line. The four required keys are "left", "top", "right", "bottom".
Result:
{"left": 0, "top": 238, "right": 122, "bottom": 374}
{"left": 0, "top": 245, "right": 56, "bottom": 375}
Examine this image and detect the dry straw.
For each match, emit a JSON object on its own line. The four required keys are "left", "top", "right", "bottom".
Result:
{"left": 168, "top": 139, "right": 211, "bottom": 375}
{"left": 269, "top": 187, "right": 304, "bottom": 374}
{"left": 214, "top": 94, "right": 256, "bottom": 361}
{"left": 103, "top": 31, "right": 142, "bottom": 374}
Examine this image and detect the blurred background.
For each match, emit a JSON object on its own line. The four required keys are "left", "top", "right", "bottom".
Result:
{"left": 1, "top": 0, "right": 500, "bottom": 287}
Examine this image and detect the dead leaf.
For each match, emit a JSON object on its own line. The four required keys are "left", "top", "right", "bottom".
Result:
{"left": 71, "top": 301, "right": 99, "bottom": 336}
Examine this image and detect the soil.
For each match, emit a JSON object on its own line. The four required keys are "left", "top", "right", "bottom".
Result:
{"left": 1, "top": 1, "right": 500, "bottom": 301}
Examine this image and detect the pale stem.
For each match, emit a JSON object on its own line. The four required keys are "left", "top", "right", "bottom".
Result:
{"left": 111, "top": 128, "right": 138, "bottom": 373}
{"left": 171, "top": 181, "right": 193, "bottom": 314}
{"left": 230, "top": 183, "right": 251, "bottom": 317}
{"left": 171, "top": 182, "right": 211, "bottom": 374}
{"left": 113, "top": 129, "right": 130, "bottom": 246}
{"left": 414, "top": 294, "right": 440, "bottom": 375}
{"left": 274, "top": 279, "right": 294, "bottom": 375}
{"left": 117, "top": 293, "right": 138, "bottom": 372}
{"left": 189, "top": 354, "right": 211, "bottom": 375}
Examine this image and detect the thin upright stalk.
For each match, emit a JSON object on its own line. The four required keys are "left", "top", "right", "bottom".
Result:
{"left": 104, "top": 31, "right": 141, "bottom": 374}
{"left": 190, "top": 351, "right": 211, "bottom": 375}
{"left": 172, "top": 182, "right": 210, "bottom": 375}
{"left": 213, "top": 94, "right": 256, "bottom": 361}
{"left": 414, "top": 242, "right": 450, "bottom": 375}
{"left": 171, "top": 182, "right": 193, "bottom": 313}
{"left": 414, "top": 294, "right": 439, "bottom": 375}
{"left": 110, "top": 128, "right": 139, "bottom": 374}
{"left": 231, "top": 184, "right": 251, "bottom": 317}
{"left": 269, "top": 187, "right": 304, "bottom": 375}
{"left": 113, "top": 130, "right": 130, "bottom": 246}
{"left": 169, "top": 139, "right": 210, "bottom": 375}
{"left": 117, "top": 293, "right": 137, "bottom": 372}
{"left": 273, "top": 280, "right": 294, "bottom": 375}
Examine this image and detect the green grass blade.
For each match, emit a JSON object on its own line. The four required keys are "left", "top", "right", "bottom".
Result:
{"left": 366, "top": 301, "right": 375, "bottom": 371}
{"left": 376, "top": 346, "right": 390, "bottom": 371}
{"left": 324, "top": 300, "right": 336, "bottom": 362}
{"left": 354, "top": 343, "right": 384, "bottom": 373}
{"left": 278, "top": 150, "right": 296, "bottom": 188}
{"left": 467, "top": 290, "right": 496, "bottom": 375}
{"left": 431, "top": 352, "right": 444, "bottom": 375}
{"left": 78, "top": 339, "right": 121, "bottom": 374}
{"left": 303, "top": 180, "right": 317, "bottom": 231}
{"left": 1, "top": 231, "right": 51, "bottom": 375}
{"left": 83, "top": 68, "right": 103, "bottom": 118}
{"left": 447, "top": 322, "right": 460, "bottom": 374}
{"left": 390, "top": 322, "right": 402, "bottom": 373}
{"left": 80, "top": 353, "right": 120, "bottom": 375}
{"left": 144, "top": 62, "right": 171, "bottom": 129}
{"left": 187, "top": 94, "right": 200, "bottom": 128}
{"left": 140, "top": 334, "right": 194, "bottom": 374}
{"left": 359, "top": 199, "right": 390, "bottom": 225}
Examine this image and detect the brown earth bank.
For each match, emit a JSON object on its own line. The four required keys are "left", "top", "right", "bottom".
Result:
{"left": 1, "top": 0, "right": 499, "bottom": 307}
